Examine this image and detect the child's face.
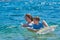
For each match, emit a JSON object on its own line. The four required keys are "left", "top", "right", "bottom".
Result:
{"left": 34, "top": 19, "right": 39, "bottom": 24}
{"left": 25, "top": 17, "right": 31, "bottom": 23}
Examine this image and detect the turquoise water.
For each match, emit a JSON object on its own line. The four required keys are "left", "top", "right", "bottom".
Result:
{"left": 0, "top": 0, "right": 60, "bottom": 40}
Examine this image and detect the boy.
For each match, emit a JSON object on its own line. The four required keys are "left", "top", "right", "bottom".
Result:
{"left": 33, "top": 16, "right": 44, "bottom": 30}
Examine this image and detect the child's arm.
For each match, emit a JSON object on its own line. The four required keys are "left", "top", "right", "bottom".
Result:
{"left": 27, "top": 28, "right": 38, "bottom": 32}
{"left": 20, "top": 23, "right": 28, "bottom": 27}
{"left": 42, "top": 20, "right": 49, "bottom": 27}
{"left": 22, "top": 24, "right": 29, "bottom": 27}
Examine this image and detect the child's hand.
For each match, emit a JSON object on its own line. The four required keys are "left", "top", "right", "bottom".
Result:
{"left": 23, "top": 24, "right": 28, "bottom": 27}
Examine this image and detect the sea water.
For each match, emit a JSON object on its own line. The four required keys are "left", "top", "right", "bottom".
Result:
{"left": 0, "top": 0, "right": 60, "bottom": 40}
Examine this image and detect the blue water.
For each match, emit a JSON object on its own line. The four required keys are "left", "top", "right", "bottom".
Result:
{"left": 0, "top": 0, "right": 60, "bottom": 40}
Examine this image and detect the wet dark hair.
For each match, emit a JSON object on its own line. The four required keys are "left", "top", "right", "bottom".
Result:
{"left": 25, "top": 14, "right": 33, "bottom": 21}
{"left": 33, "top": 16, "right": 40, "bottom": 21}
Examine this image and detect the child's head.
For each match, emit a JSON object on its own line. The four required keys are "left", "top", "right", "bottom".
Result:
{"left": 33, "top": 16, "right": 40, "bottom": 24}
{"left": 25, "top": 14, "right": 33, "bottom": 23}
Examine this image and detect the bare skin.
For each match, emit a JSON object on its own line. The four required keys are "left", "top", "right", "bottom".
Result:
{"left": 27, "top": 28, "right": 38, "bottom": 32}
{"left": 42, "top": 20, "right": 49, "bottom": 27}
